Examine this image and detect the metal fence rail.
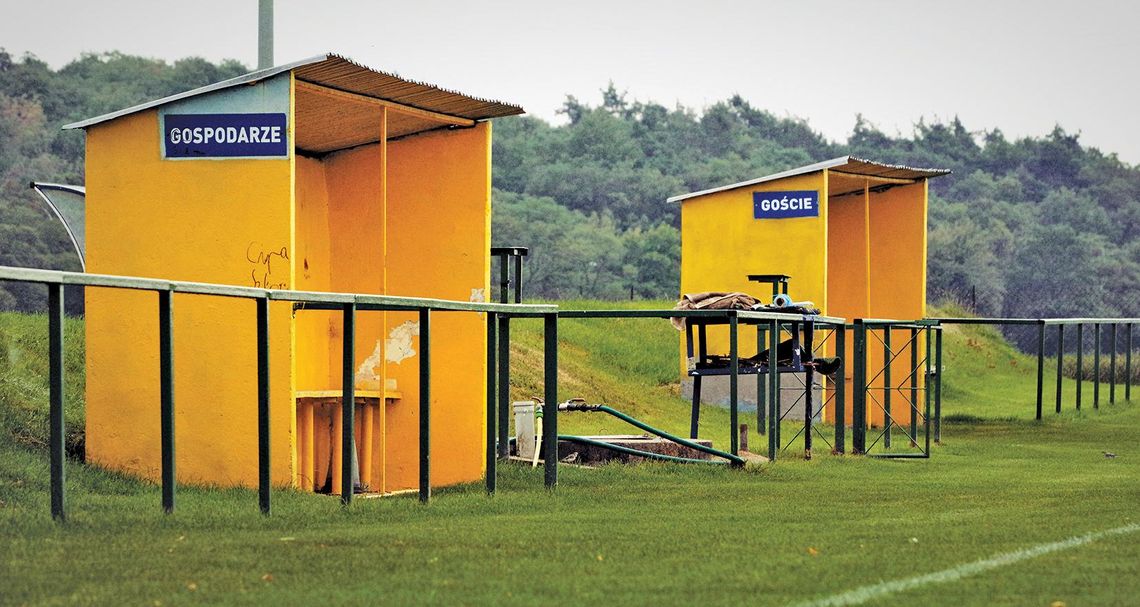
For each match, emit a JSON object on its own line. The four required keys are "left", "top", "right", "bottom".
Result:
{"left": 0, "top": 265, "right": 557, "bottom": 521}
{"left": 929, "top": 317, "right": 1140, "bottom": 419}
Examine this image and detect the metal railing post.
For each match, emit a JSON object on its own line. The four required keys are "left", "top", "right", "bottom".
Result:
{"left": 729, "top": 313, "right": 739, "bottom": 455}
{"left": 934, "top": 326, "right": 943, "bottom": 444}
{"left": 513, "top": 255, "right": 524, "bottom": 303}
{"left": 543, "top": 313, "right": 558, "bottom": 488}
{"left": 1056, "top": 324, "right": 1064, "bottom": 414}
{"left": 834, "top": 325, "right": 846, "bottom": 454}
{"left": 852, "top": 320, "right": 866, "bottom": 454}
{"left": 803, "top": 321, "right": 815, "bottom": 459}
{"left": 1110, "top": 323, "right": 1118, "bottom": 404}
{"left": 757, "top": 325, "right": 766, "bottom": 436}
{"left": 1076, "top": 323, "right": 1084, "bottom": 410}
{"left": 768, "top": 319, "right": 779, "bottom": 460}
{"left": 1128, "top": 324, "right": 1134, "bottom": 402}
{"left": 497, "top": 315, "right": 510, "bottom": 460}
{"left": 486, "top": 312, "right": 497, "bottom": 494}
{"left": 924, "top": 325, "right": 932, "bottom": 456}
{"left": 256, "top": 297, "right": 271, "bottom": 515}
{"left": 883, "top": 326, "right": 892, "bottom": 449}
{"left": 48, "top": 283, "right": 66, "bottom": 521}
{"left": 910, "top": 327, "right": 918, "bottom": 444}
{"left": 1035, "top": 320, "right": 1045, "bottom": 420}
{"left": 418, "top": 308, "right": 431, "bottom": 503}
{"left": 159, "top": 289, "right": 175, "bottom": 514}
{"left": 1094, "top": 323, "right": 1101, "bottom": 409}
{"left": 341, "top": 303, "right": 356, "bottom": 505}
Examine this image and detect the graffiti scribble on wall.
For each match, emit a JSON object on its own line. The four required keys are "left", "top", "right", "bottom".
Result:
{"left": 245, "top": 242, "right": 289, "bottom": 289}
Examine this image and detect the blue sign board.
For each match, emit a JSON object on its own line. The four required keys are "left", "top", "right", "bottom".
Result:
{"left": 753, "top": 190, "right": 820, "bottom": 219}
{"left": 163, "top": 113, "right": 288, "bottom": 158}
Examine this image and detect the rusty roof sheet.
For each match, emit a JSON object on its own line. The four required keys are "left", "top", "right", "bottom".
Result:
{"left": 63, "top": 52, "right": 524, "bottom": 131}
{"left": 666, "top": 156, "right": 950, "bottom": 203}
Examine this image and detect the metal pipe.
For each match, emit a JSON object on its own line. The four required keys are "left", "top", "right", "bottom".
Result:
{"left": 48, "top": 283, "right": 65, "bottom": 521}
{"left": 543, "top": 313, "right": 559, "bottom": 488}
{"left": 485, "top": 313, "right": 497, "bottom": 494}
{"left": 513, "top": 254, "right": 523, "bottom": 304}
{"left": 258, "top": 0, "right": 274, "bottom": 70}
{"left": 341, "top": 303, "right": 355, "bottom": 505}
{"left": 256, "top": 297, "right": 271, "bottom": 515}
{"left": 159, "top": 289, "right": 175, "bottom": 513}
{"left": 419, "top": 308, "right": 431, "bottom": 503}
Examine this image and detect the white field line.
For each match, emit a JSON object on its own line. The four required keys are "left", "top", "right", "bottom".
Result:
{"left": 793, "top": 522, "right": 1140, "bottom": 607}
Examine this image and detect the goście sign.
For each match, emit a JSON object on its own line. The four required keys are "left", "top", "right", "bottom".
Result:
{"left": 163, "top": 113, "right": 288, "bottom": 158}
{"left": 753, "top": 190, "right": 819, "bottom": 219}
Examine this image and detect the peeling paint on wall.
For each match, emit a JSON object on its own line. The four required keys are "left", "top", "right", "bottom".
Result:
{"left": 469, "top": 288, "right": 485, "bottom": 303}
{"left": 385, "top": 320, "right": 420, "bottom": 364}
{"left": 355, "top": 339, "right": 383, "bottom": 390}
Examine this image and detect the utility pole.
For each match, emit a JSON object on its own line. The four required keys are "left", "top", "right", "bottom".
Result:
{"left": 258, "top": 0, "right": 274, "bottom": 69}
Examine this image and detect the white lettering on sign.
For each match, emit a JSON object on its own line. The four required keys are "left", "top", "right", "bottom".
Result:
{"left": 757, "top": 196, "right": 815, "bottom": 212}
{"left": 168, "top": 125, "right": 283, "bottom": 146}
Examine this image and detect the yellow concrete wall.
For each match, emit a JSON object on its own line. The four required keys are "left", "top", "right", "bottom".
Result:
{"left": 84, "top": 109, "right": 296, "bottom": 487}
{"left": 678, "top": 171, "right": 828, "bottom": 365}
{"left": 294, "top": 155, "right": 333, "bottom": 392}
{"left": 825, "top": 184, "right": 869, "bottom": 425}
{"left": 292, "top": 145, "right": 390, "bottom": 491}
{"left": 385, "top": 123, "right": 491, "bottom": 491}
{"left": 867, "top": 182, "right": 928, "bottom": 430}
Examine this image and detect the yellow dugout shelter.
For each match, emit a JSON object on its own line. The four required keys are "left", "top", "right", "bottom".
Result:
{"left": 669, "top": 157, "right": 949, "bottom": 425}
{"left": 64, "top": 53, "right": 523, "bottom": 494}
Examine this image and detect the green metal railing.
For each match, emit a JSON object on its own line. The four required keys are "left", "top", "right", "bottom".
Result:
{"left": 928, "top": 317, "right": 1140, "bottom": 420}
{"left": 557, "top": 308, "right": 846, "bottom": 462}
{"left": 850, "top": 319, "right": 942, "bottom": 457}
{"left": 0, "top": 265, "right": 556, "bottom": 521}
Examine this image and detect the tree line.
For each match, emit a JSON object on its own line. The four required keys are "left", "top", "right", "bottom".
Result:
{"left": 1, "top": 52, "right": 1138, "bottom": 322}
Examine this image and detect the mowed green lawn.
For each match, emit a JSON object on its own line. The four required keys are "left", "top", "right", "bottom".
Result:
{"left": 2, "top": 309, "right": 1139, "bottom": 606}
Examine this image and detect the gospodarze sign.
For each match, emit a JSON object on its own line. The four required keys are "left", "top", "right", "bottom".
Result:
{"left": 753, "top": 190, "right": 819, "bottom": 219}
{"left": 164, "top": 113, "right": 288, "bottom": 158}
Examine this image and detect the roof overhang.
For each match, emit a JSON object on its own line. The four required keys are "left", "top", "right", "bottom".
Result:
{"left": 666, "top": 156, "right": 951, "bottom": 203}
{"left": 62, "top": 53, "right": 524, "bottom": 132}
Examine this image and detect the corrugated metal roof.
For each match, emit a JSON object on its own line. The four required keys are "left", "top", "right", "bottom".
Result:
{"left": 63, "top": 53, "right": 524, "bottom": 131}
{"left": 666, "top": 156, "right": 950, "bottom": 203}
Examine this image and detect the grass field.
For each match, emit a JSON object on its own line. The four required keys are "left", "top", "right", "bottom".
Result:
{"left": 2, "top": 308, "right": 1139, "bottom": 606}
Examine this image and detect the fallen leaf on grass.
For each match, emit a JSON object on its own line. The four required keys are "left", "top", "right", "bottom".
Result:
{"left": 807, "top": 547, "right": 819, "bottom": 556}
{"left": 262, "top": 574, "right": 274, "bottom": 582}
{"left": 186, "top": 583, "right": 198, "bottom": 592}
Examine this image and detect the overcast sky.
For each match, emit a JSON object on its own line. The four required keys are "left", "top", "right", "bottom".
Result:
{"left": 3, "top": 0, "right": 1138, "bottom": 164}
